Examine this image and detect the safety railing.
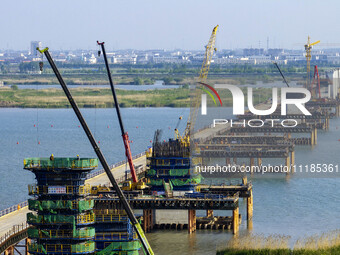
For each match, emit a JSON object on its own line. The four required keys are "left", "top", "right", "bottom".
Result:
{"left": 28, "top": 227, "right": 95, "bottom": 239}
{"left": 0, "top": 201, "right": 28, "bottom": 217}
{"left": 28, "top": 199, "right": 94, "bottom": 212}
{"left": 27, "top": 212, "right": 95, "bottom": 225}
{"left": 0, "top": 222, "right": 28, "bottom": 254}
{"left": 0, "top": 151, "right": 146, "bottom": 219}
{"left": 28, "top": 184, "right": 92, "bottom": 196}
{"left": 29, "top": 241, "right": 95, "bottom": 254}
{"left": 95, "top": 214, "right": 129, "bottom": 223}
{"left": 95, "top": 232, "right": 138, "bottom": 241}
{"left": 86, "top": 151, "right": 146, "bottom": 179}
{"left": 77, "top": 213, "right": 95, "bottom": 224}
{"left": 24, "top": 157, "right": 99, "bottom": 170}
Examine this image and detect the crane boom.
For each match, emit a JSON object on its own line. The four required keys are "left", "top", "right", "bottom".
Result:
{"left": 37, "top": 47, "right": 154, "bottom": 255}
{"left": 304, "top": 36, "right": 320, "bottom": 92}
{"left": 97, "top": 41, "right": 138, "bottom": 183}
{"left": 182, "top": 25, "right": 219, "bottom": 143}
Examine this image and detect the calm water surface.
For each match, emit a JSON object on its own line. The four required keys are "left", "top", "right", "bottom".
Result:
{"left": 1, "top": 107, "right": 340, "bottom": 255}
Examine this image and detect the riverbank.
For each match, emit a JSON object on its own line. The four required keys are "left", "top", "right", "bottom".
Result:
{"left": 0, "top": 73, "right": 302, "bottom": 86}
{"left": 0, "top": 86, "right": 271, "bottom": 108}
{"left": 217, "top": 232, "right": 340, "bottom": 255}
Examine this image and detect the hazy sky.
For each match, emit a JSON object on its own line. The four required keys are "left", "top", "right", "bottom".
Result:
{"left": 2, "top": 0, "right": 339, "bottom": 51}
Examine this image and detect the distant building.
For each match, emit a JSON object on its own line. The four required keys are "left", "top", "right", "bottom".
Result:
{"left": 243, "top": 48, "right": 264, "bottom": 56}
{"left": 30, "top": 41, "right": 42, "bottom": 56}
{"left": 267, "top": 48, "right": 284, "bottom": 56}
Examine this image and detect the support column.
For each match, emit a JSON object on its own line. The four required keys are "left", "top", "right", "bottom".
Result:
{"left": 25, "top": 238, "right": 31, "bottom": 255}
{"left": 5, "top": 246, "right": 14, "bottom": 255}
{"left": 233, "top": 207, "right": 239, "bottom": 235}
{"left": 226, "top": 158, "right": 231, "bottom": 165}
{"left": 242, "top": 176, "right": 247, "bottom": 185}
{"left": 143, "top": 209, "right": 153, "bottom": 233}
{"left": 287, "top": 132, "right": 291, "bottom": 139}
{"left": 206, "top": 210, "right": 213, "bottom": 218}
{"left": 233, "top": 157, "right": 237, "bottom": 164}
{"left": 314, "top": 128, "right": 317, "bottom": 145}
{"left": 257, "top": 158, "right": 262, "bottom": 166}
{"left": 311, "top": 131, "right": 314, "bottom": 145}
{"left": 285, "top": 156, "right": 290, "bottom": 174}
{"left": 291, "top": 151, "right": 295, "bottom": 168}
{"left": 188, "top": 210, "right": 196, "bottom": 234}
{"left": 247, "top": 189, "right": 253, "bottom": 220}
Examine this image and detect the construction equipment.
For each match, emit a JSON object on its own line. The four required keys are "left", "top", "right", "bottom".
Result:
{"left": 311, "top": 65, "right": 321, "bottom": 99}
{"left": 304, "top": 36, "right": 320, "bottom": 90}
{"left": 273, "top": 62, "right": 290, "bottom": 87}
{"left": 176, "top": 25, "right": 219, "bottom": 145}
{"left": 37, "top": 47, "right": 154, "bottom": 255}
{"left": 174, "top": 116, "right": 183, "bottom": 140}
{"left": 122, "top": 180, "right": 147, "bottom": 191}
{"left": 97, "top": 41, "right": 146, "bottom": 191}
{"left": 90, "top": 185, "right": 111, "bottom": 195}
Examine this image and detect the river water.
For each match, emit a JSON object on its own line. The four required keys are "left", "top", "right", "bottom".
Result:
{"left": 1, "top": 107, "right": 340, "bottom": 255}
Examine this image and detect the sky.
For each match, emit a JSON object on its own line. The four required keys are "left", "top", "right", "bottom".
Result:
{"left": 1, "top": 0, "right": 339, "bottom": 51}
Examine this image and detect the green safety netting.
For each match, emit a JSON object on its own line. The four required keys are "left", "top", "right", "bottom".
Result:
{"left": 147, "top": 169, "right": 156, "bottom": 176}
{"left": 27, "top": 212, "right": 76, "bottom": 225}
{"left": 27, "top": 227, "right": 95, "bottom": 239}
{"left": 71, "top": 241, "right": 95, "bottom": 253}
{"left": 28, "top": 199, "right": 94, "bottom": 212}
{"left": 169, "top": 180, "right": 174, "bottom": 190}
{"left": 74, "top": 227, "right": 96, "bottom": 238}
{"left": 169, "top": 169, "right": 190, "bottom": 176}
{"left": 147, "top": 179, "right": 163, "bottom": 186}
{"left": 28, "top": 243, "right": 47, "bottom": 254}
{"left": 96, "top": 241, "right": 141, "bottom": 254}
{"left": 147, "top": 169, "right": 190, "bottom": 177}
{"left": 23, "top": 157, "right": 98, "bottom": 169}
{"left": 29, "top": 242, "right": 95, "bottom": 254}
{"left": 96, "top": 250, "right": 140, "bottom": 255}
{"left": 170, "top": 175, "right": 202, "bottom": 186}
{"left": 78, "top": 200, "right": 94, "bottom": 212}
{"left": 27, "top": 228, "right": 40, "bottom": 238}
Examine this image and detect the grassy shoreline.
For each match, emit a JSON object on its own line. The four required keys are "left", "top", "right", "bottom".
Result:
{"left": 0, "top": 86, "right": 272, "bottom": 108}
{"left": 217, "top": 232, "right": 340, "bottom": 255}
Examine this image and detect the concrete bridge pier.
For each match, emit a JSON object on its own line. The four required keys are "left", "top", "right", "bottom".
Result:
{"left": 232, "top": 207, "right": 239, "bottom": 234}
{"left": 188, "top": 210, "right": 196, "bottom": 234}
{"left": 143, "top": 209, "right": 154, "bottom": 233}
{"left": 247, "top": 189, "right": 253, "bottom": 221}
{"left": 291, "top": 151, "right": 295, "bottom": 167}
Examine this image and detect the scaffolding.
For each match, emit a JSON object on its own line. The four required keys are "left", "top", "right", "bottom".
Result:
{"left": 25, "top": 157, "right": 97, "bottom": 255}
{"left": 146, "top": 132, "right": 202, "bottom": 192}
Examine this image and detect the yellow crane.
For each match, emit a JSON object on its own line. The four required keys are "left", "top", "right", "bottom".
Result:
{"left": 304, "top": 36, "right": 320, "bottom": 93}
{"left": 175, "top": 25, "right": 218, "bottom": 146}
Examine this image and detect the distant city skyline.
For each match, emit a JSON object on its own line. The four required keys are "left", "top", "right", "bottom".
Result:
{"left": 2, "top": 0, "right": 340, "bottom": 51}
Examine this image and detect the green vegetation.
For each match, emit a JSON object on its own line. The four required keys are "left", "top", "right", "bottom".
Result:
{"left": 217, "top": 232, "right": 340, "bottom": 255}
{"left": 0, "top": 86, "right": 272, "bottom": 108}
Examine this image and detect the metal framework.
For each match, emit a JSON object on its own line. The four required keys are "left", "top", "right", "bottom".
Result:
{"left": 36, "top": 47, "right": 154, "bottom": 255}
{"left": 177, "top": 25, "right": 219, "bottom": 145}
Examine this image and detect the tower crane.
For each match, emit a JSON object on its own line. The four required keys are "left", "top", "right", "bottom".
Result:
{"left": 175, "top": 25, "right": 219, "bottom": 145}
{"left": 304, "top": 36, "right": 320, "bottom": 92}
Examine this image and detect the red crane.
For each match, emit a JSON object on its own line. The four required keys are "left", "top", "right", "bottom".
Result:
{"left": 97, "top": 41, "right": 138, "bottom": 183}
